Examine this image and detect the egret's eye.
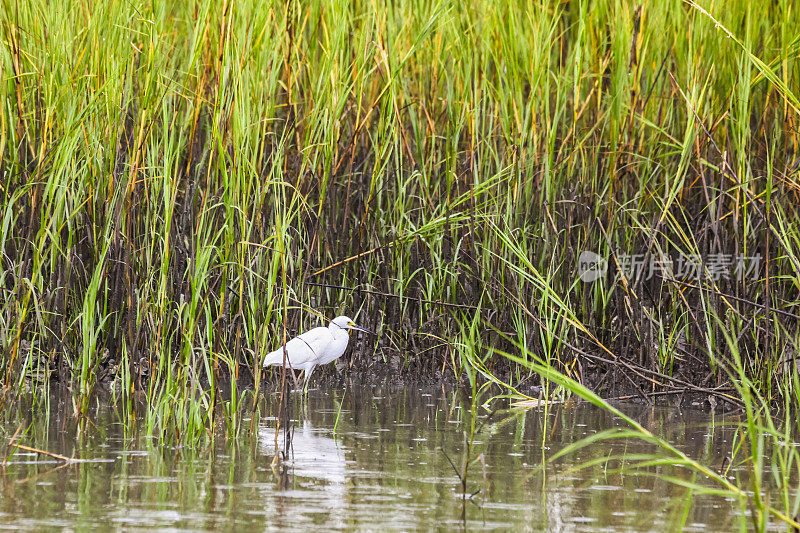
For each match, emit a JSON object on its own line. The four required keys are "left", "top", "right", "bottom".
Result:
{"left": 348, "top": 322, "right": 354, "bottom": 326}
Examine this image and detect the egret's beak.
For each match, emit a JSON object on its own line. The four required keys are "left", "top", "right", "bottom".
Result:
{"left": 348, "top": 323, "right": 374, "bottom": 335}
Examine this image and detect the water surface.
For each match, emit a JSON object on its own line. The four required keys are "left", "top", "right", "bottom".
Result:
{"left": 0, "top": 387, "right": 751, "bottom": 530}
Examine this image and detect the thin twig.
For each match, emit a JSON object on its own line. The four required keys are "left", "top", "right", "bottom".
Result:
{"left": 604, "top": 387, "right": 733, "bottom": 402}
{"left": 304, "top": 281, "right": 486, "bottom": 311}
{"left": 440, "top": 447, "right": 464, "bottom": 482}
{"left": 1, "top": 423, "right": 24, "bottom": 465}
{"left": 658, "top": 275, "right": 800, "bottom": 321}
{"left": 311, "top": 243, "right": 397, "bottom": 277}
{"left": 11, "top": 443, "right": 73, "bottom": 463}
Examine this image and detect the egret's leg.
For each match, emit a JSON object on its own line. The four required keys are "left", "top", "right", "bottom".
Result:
{"left": 302, "top": 364, "right": 316, "bottom": 394}
{"left": 276, "top": 346, "right": 299, "bottom": 389}
{"left": 284, "top": 361, "right": 299, "bottom": 389}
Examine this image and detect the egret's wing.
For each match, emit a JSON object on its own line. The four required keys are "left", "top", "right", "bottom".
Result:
{"left": 293, "top": 327, "right": 333, "bottom": 360}
{"left": 263, "top": 326, "right": 331, "bottom": 368}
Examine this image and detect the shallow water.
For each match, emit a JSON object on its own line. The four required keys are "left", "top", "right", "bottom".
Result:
{"left": 0, "top": 387, "right": 754, "bottom": 531}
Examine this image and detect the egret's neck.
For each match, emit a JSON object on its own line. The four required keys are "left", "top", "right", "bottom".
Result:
{"left": 329, "top": 322, "right": 348, "bottom": 338}
{"left": 328, "top": 323, "right": 351, "bottom": 354}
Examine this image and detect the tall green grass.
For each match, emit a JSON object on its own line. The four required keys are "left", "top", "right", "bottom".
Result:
{"left": 0, "top": 0, "right": 798, "bottom": 444}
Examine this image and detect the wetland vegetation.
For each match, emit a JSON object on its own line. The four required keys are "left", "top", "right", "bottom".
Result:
{"left": 2, "top": 0, "right": 800, "bottom": 528}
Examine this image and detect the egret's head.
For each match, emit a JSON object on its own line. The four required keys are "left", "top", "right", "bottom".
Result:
{"left": 331, "top": 316, "right": 374, "bottom": 335}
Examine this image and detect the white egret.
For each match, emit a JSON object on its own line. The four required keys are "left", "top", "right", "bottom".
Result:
{"left": 263, "top": 316, "right": 373, "bottom": 389}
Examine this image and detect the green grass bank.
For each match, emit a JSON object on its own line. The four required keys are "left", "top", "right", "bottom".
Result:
{"left": 1, "top": 0, "right": 799, "bottom": 416}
